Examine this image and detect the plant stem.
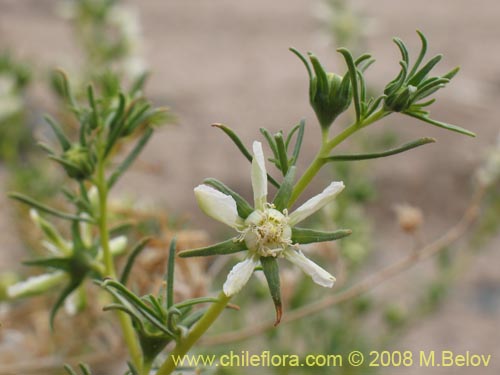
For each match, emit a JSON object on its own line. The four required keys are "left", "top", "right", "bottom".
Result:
{"left": 289, "top": 109, "right": 388, "bottom": 206}
{"left": 96, "top": 159, "right": 144, "bottom": 373}
{"left": 156, "top": 292, "right": 231, "bottom": 375}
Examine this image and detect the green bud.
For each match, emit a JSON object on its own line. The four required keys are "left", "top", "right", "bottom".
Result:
{"left": 61, "top": 144, "right": 96, "bottom": 180}
{"left": 384, "top": 85, "right": 417, "bottom": 112}
{"left": 291, "top": 48, "right": 351, "bottom": 130}
{"left": 309, "top": 55, "right": 352, "bottom": 129}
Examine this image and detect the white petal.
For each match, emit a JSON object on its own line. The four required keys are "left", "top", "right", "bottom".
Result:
{"left": 7, "top": 272, "right": 68, "bottom": 299}
{"left": 223, "top": 256, "right": 260, "bottom": 296}
{"left": 251, "top": 141, "right": 268, "bottom": 210}
{"left": 288, "top": 181, "right": 345, "bottom": 225}
{"left": 194, "top": 185, "right": 243, "bottom": 229}
{"left": 284, "top": 249, "right": 336, "bottom": 288}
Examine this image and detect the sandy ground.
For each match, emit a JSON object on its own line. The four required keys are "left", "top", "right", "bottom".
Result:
{"left": 1, "top": 0, "right": 499, "bottom": 374}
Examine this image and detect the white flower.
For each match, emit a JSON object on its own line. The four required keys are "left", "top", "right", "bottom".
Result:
{"left": 194, "top": 141, "right": 345, "bottom": 296}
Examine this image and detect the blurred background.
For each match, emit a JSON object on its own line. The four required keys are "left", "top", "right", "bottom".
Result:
{"left": 0, "top": 0, "right": 499, "bottom": 374}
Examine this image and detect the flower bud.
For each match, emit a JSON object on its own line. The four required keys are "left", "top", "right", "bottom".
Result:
{"left": 309, "top": 54, "right": 352, "bottom": 129}
{"left": 61, "top": 144, "right": 96, "bottom": 180}
{"left": 384, "top": 84, "right": 417, "bottom": 112}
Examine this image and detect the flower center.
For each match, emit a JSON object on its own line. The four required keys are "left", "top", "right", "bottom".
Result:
{"left": 242, "top": 207, "right": 292, "bottom": 257}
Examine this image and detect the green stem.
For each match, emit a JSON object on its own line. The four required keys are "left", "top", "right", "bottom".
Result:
{"left": 289, "top": 109, "right": 388, "bottom": 206}
{"left": 156, "top": 292, "right": 231, "bottom": 375}
{"left": 96, "top": 159, "right": 144, "bottom": 373}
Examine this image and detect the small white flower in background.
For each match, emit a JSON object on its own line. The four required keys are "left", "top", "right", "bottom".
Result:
{"left": 477, "top": 134, "right": 500, "bottom": 187}
{"left": 194, "top": 141, "right": 345, "bottom": 297}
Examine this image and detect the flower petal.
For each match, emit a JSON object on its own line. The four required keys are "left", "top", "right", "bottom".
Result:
{"left": 223, "top": 255, "right": 260, "bottom": 296}
{"left": 284, "top": 249, "right": 335, "bottom": 287}
{"left": 194, "top": 184, "right": 243, "bottom": 229}
{"left": 7, "top": 271, "right": 68, "bottom": 299}
{"left": 288, "top": 181, "right": 345, "bottom": 225}
{"left": 251, "top": 141, "right": 268, "bottom": 210}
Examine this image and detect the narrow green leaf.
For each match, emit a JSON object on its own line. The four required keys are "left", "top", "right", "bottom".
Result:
{"left": 285, "top": 122, "right": 301, "bottom": 149}
{"left": 44, "top": 115, "right": 71, "bottom": 151}
{"left": 23, "top": 257, "right": 71, "bottom": 271}
{"left": 393, "top": 37, "right": 409, "bottom": 65}
{"left": 180, "top": 308, "right": 206, "bottom": 328}
{"left": 212, "top": 123, "right": 253, "bottom": 161}
{"left": 9, "top": 193, "right": 94, "bottom": 223}
{"left": 404, "top": 112, "right": 476, "bottom": 137}
{"left": 178, "top": 238, "right": 247, "bottom": 258}
{"left": 260, "top": 128, "right": 279, "bottom": 162}
{"left": 120, "top": 237, "right": 151, "bottom": 285}
{"left": 63, "top": 365, "right": 78, "bottom": 375}
{"left": 323, "top": 137, "right": 436, "bottom": 162}
{"left": 87, "top": 85, "right": 99, "bottom": 130}
{"left": 173, "top": 297, "right": 222, "bottom": 310}
{"left": 212, "top": 123, "right": 280, "bottom": 188}
{"left": 272, "top": 166, "right": 296, "bottom": 211}
{"left": 443, "top": 66, "right": 460, "bottom": 80}
{"left": 130, "top": 71, "right": 150, "bottom": 95}
{"left": 108, "top": 127, "right": 153, "bottom": 189}
{"left": 291, "top": 119, "right": 305, "bottom": 166}
{"left": 204, "top": 178, "right": 253, "bottom": 219}
{"left": 337, "top": 48, "right": 360, "bottom": 122}
{"left": 78, "top": 363, "right": 92, "bottom": 375}
{"left": 103, "top": 304, "right": 146, "bottom": 332}
{"left": 101, "top": 280, "right": 174, "bottom": 336}
{"left": 289, "top": 48, "right": 312, "bottom": 80}
{"left": 127, "top": 362, "right": 140, "bottom": 375}
{"left": 408, "top": 30, "right": 428, "bottom": 78}
{"left": 291, "top": 228, "right": 352, "bottom": 244}
{"left": 408, "top": 54, "right": 443, "bottom": 86}
{"left": 260, "top": 256, "right": 282, "bottom": 326}
{"left": 55, "top": 69, "right": 77, "bottom": 108}
{"left": 166, "top": 238, "right": 176, "bottom": 309}
{"left": 274, "top": 132, "right": 289, "bottom": 175}
{"left": 50, "top": 279, "right": 81, "bottom": 330}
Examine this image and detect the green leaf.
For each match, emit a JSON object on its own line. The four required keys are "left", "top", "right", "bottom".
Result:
{"left": 272, "top": 166, "right": 296, "bottom": 211}
{"left": 260, "top": 128, "right": 279, "bottom": 163}
{"left": 212, "top": 123, "right": 253, "bottom": 161}
{"left": 408, "top": 30, "right": 428, "bottom": 78}
{"left": 291, "top": 228, "right": 352, "bottom": 244}
{"left": 290, "top": 119, "right": 305, "bottom": 166}
{"left": 323, "top": 137, "right": 436, "bottom": 162}
{"left": 23, "top": 257, "right": 72, "bottom": 271}
{"left": 173, "top": 297, "right": 223, "bottom": 310}
{"left": 101, "top": 279, "right": 174, "bottom": 336}
{"left": 108, "top": 127, "right": 154, "bottom": 188}
{"left": 337, "top": 48, "right": 360, "bottom": 122}
{"left": 393, "top": 37, "right": 409, "bottom": 65}
{"left": 50, "top": 278, "right": 81, "bottom": 330}
{"left": 78, "top": 363, "right": 92, "bottom": 375}
{"left": 260, "top": 256, "right": 282, "bottom": 326}
{"left": 204, "top": 178, "right": 253, "bottom": 219}
{"left": 127, "top": 362, "right": 140, "bottom": 375}
{"left": 404, "top": 112, "right": 476, "bottom": 137}
{"left": 178, "top": 238, "right": 247, "bottom": 258}
{"left": 274, "top": 132, "right": 289, "bottom": 175}
{"left": 130, "top": 71, "right": 150, "bottom": 95}
{"left": 289, "top": 48, "right": 312, "bottom": 80}
{"left": 63, "top": 365, "right": 78, "bottom": 375}
{"left": 120, "top": 237, "right": 151, "bottom": 285}
{"left": 166, "top": 238, "right": 176, "bottom": 309}
{"left": 213, "top": 124, "right": 280, "bottom": 188}
{"left": 9, "top": 193, "right": 94, "bottom": 223}
{"left": 408, "top": 54, "right": 443, "bottom": 86}
{"left": 44, "top": 115, "right": 71, "bottom": 151}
